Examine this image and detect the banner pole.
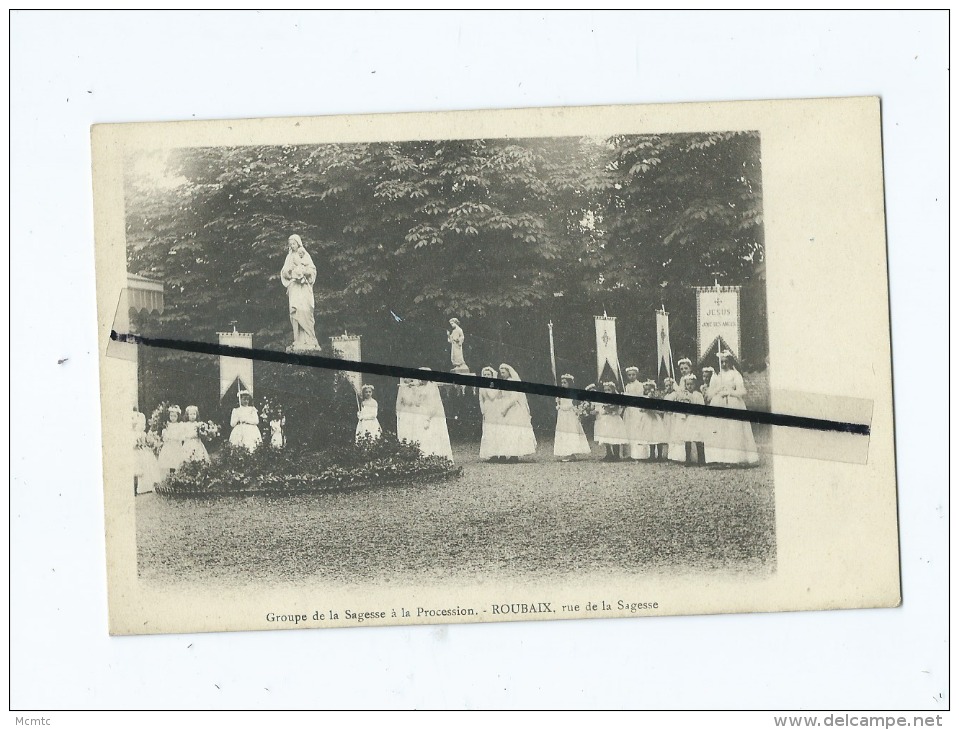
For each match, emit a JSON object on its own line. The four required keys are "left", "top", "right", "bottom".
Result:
{"left": 548, "top": 320, "right": 557, "bottom": 386}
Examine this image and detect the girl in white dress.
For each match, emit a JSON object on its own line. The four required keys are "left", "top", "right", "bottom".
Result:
{"left": 181, "top": 405, "right": 211, "bottom": 464}
{"left": 157, "top": 405, "right": 186, "bottom": 474}
{"left": 700, "top": 367, "right": 716, "bottom": 404}
{"left": 395, "top": 377, "right": 422, "bottom": 445}
{"left": 355, "top": 384, "right": 383, "bottom": 442}
{"left": 132, "top": 406, "right": 160, "bottom": 494}
{"left": 496, "top": 363, "right": 537, "bottom": 463}
{"left": 553, "top": 373, "right": 590, "bottom": 461}
{"left": 593, "top": 381, "right": 627, "bottom": 461}
{"left": 704, "top": 352, "right": 760, "bottom": 467}
{"left": 648, "top": 380, "right": 671, "bottom": 461}
{"left": 698, "top": 366, "right": 716, "bottom": 461}
{"left": 633, "top": 379, "right": 663, "bottom": 461}
{"left": 478, "top": 366, "right": 505, "bottom": 462}
{"left": 229, "top": 390, "right": 262, "bottom": 452}
{"left": 661, "top": 377, "right": 687, "bottom": 463}
{"left": 669, "top": 376, "right": 706, "bottom": 465}
{"left": 270, "top": 408, "right": 286, "bottom": 449}
{"left": 416, "top": 370, "right": 454, "bottom": 461}
{"left": 675, "top": 358, "right": 694, "bottom": 393}
{"left": 622, "top": 367, "right": 651, "bottom": 461}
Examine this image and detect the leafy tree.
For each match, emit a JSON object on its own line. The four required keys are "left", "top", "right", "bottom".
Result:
{"left": 124, "top": 132, "right": 767, "bottom": 429}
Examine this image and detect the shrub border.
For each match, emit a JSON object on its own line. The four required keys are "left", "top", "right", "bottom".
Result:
{"left": 153, "top": 465, "right": 463, "bottom": 498}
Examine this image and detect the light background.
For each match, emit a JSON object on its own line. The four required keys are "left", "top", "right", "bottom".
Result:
{"left": 9, "top": 10, "right": 948, "bottom": 710}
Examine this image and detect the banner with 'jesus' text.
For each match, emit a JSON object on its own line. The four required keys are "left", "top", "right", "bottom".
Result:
{"left": 696, "top": 285, "right": 741, "bottom": 363}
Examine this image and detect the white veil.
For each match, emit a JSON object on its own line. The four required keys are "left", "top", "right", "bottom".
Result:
{"left": 499, "top": 363, "right": 531, "bottom": 414}
{"left": 417, "top": 368, "right": 446, "bottom": 419}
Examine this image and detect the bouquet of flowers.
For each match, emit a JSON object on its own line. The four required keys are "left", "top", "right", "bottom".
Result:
{"left": 259, "top": 397, "right": 287, "bottom": 446}
{"left": 576, "top": 390, "right": 597, "bottom": 422}
{"left": 197, "top": 420, "right": 221, "bottom": 443}
{"left": 148, "top": 400, "right": 173, "bottom": 433}
{"left": 258, "top": 397, "right": 285, "bottom": 425}
{"left": 143, "top": 430, "right": 162, "bottom": 457}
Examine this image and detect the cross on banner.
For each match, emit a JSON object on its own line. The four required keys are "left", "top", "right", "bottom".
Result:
{"left": 594, "top": 315, "right": 623, "bottom": 388}
{"left": 695, "top": 284, "right": 742, "bottom": 364}
{"left": 655, "top": 308, "right": 674, "bottom": 381}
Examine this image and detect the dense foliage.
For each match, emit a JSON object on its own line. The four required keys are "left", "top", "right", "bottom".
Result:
{"left": 126, "top": 133, "right": 767, "bottom": 425}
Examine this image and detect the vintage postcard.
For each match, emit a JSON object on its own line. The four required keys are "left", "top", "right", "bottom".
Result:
{"left": 92, "top": 98, "right": 899, "bottom": 635}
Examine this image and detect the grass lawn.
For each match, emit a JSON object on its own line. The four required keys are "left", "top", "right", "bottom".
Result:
{"left": 137, "top": 439, "right": 775, "bottom": 588}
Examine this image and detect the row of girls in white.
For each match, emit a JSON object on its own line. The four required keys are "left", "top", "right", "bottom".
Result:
{"left": 351, "top": 380, "right": 453, "bottom": 461}
{"left": 556, "top": 352, "right": 759, "bottom": 467}
{"left": 132, "top": 391, "right": 279, "bottom": 495}
{"left": 354, "top": 364, "right": 537, "bottom": 465}
{"left": 132, "top": 404, "right": 211, "bottom": 494}
{"left": 354, "top": 365, "right": 536, "bottom": 466}
{"left": 478, "top": 364, "right": 538, "bottom": 463}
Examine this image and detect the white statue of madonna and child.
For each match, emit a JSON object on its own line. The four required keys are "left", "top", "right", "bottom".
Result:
{"left": 281, "top": 234, "right": 321, "bottom": 352}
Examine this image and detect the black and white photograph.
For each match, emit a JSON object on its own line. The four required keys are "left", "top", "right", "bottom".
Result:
{"left": 91, "top": 99, "right": 899, "bottom": 636}
{"left": 120, "top": 130, "right": 774, "bottom": 593}
{"left": 16, "top": 9, "right": 946, "bottom": 716}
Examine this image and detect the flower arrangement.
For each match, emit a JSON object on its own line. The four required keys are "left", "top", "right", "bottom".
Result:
{"left": 142, "top": 430, "right": 163, "bottom": 457}
{"left": 577, "top": 385, "right": 598, "bottom": 422}
{"left": 156, "top": 431, "right": 460, "bottom": 497}
{"left": 197, "top": 420, "right": 221, "bottom": 443}
{"left": 576, "top": 401, "right": 596, "bottom": 422}
{"left": 258, "top": 397, "right": 286, "bottom": 446}
{"left": 148, "top": 400, "right": 173, "bottom": 433}
{"left": 258, "top": 397, "right": 285, "bottom": 425}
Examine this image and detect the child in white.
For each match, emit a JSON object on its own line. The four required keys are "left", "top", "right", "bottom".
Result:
{"left": 270, "top": 409, "right": 286, "bottom": 449}
{"left": 669, "top": 376, "right": 705, "bottom": 465}
{"left": 495, "top": 363, "right": 537, "bottom": 463}
{"left": 704, "top": 352, "right": 760, "bottom": 466}
{"left": 181, "top": 405, "right": 210, "bottom": 464}
{"left": 158, "top": 405, "right": 186, "bottom": 473}
{"left": 416, "top": 370, "right": 453, "bottom": 461}
{"left": 132, "top": 406, "right": 160, "bottom": 494}
{"left": 593, "top": 381, "right": 626, "bottom": 461}
{"left": 478, "top": 366, "right": 505, "bottom": 462}
{"left": 622, "top": 367, "right": 651, "bottom": 461}
{"left": 355, "top": 384, "right": 382, "bottom": 441}
{"left": 230, "top": 390, "right": 262, "bottom": 452}
{"left": 395, "top": 377, "right": 422, "bottom": 445}
{"left": 663, "top": 378, "right": 687, "bottom": 462}
{"left": 649, "top": 379, "right": 672, "bottom": 461}
{"left": 553, "top": 374, "right": 590, "bottom": 461}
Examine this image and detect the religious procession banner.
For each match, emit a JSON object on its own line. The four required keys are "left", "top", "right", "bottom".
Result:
{"left": 217, "top": 331, "right": 253, "bottom": 399}
{"left": 594, "top": 315, "right": 622, "bottom": 387}
{"left": 330, "top": 334, "right": 363, "bottom": 393}
{"left": 656, "top": 308, "right": 674, "bottom": 381}
{"left": 696, "top": 285, "right": 742, "bottom": 363}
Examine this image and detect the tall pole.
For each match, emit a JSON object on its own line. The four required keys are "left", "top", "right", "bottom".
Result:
{"left": 548, "top": 320, "right": 557, "bottom": 386}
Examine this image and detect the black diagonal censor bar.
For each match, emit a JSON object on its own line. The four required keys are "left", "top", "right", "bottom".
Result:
{"left": 110, "top": 331, "right": 870, "bottom": 436}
